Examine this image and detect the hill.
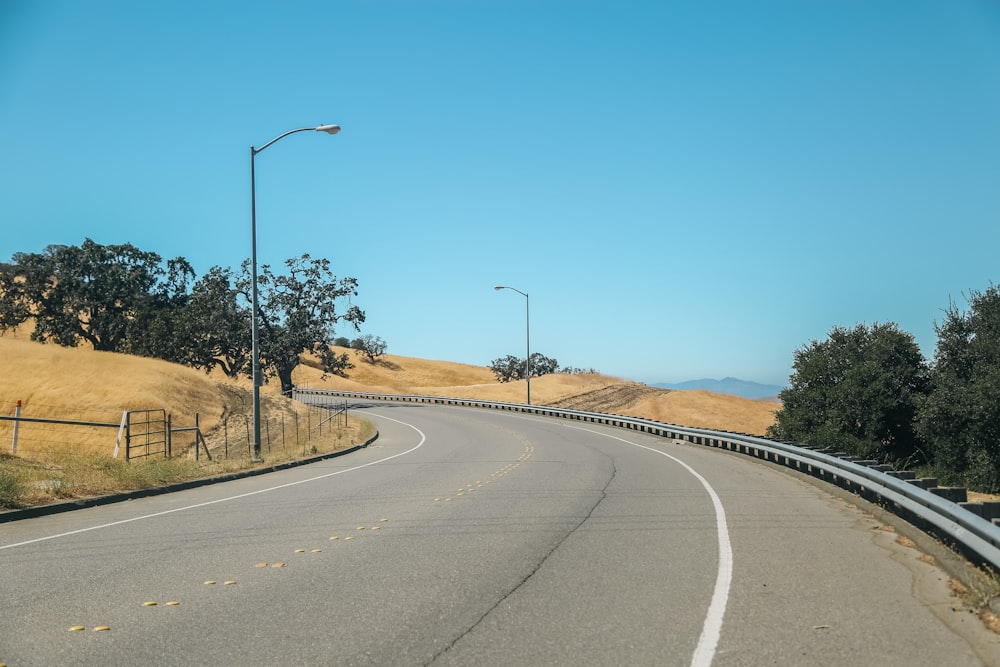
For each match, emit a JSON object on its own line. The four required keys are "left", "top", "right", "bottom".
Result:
{"left": 653, "top": 377, "right": 784, "bottom": 400}
{"left": 293, "top": 348, "right": 780, "bottom": 435}
{"left": 0, "top": 337, "right": 780, "bottom": 456}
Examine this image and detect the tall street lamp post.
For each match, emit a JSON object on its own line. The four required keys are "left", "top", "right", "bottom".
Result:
{"left": 494, "top": 285, "right": 531, "bottom": 405}
{"left": 250, "top": 124, "right": 340, "bottom": 460}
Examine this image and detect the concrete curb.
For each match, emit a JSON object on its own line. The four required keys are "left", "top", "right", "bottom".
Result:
{"left": 0, "top": 431, "right": 379, "bottom": 524}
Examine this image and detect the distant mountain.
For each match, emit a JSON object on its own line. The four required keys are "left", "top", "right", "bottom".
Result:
{"left": 652, "top": 377, "right": 784, "bottom": 400}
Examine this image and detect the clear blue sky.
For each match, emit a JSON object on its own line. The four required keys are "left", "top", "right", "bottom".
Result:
{"left": 2, "top": 1, "right": 998, "bottom": 388}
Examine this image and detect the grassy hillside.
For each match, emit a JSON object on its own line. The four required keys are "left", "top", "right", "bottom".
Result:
{"left": 294, "top": 347, "right": 780, "bottom": 435}
{"left": 0, "top": 335, "right": 370, "bottom": 507}
{"left": 0, "top": 337, "right": 779, "bottom": 458}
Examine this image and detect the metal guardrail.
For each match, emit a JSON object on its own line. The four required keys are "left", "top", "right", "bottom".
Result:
{"left": 293, "top": 387, "right": 1000, "bottom": 573}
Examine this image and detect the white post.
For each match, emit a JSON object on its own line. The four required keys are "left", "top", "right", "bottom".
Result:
{"left": 11, "top": 400, "right": 21, "bottom": 454}
{"left": 113, "top": 410, "right": 128, "bottom": 459}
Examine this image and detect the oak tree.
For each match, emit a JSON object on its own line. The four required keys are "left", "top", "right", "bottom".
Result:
{"left": 917, "top": 286, "right": 1000, "bottom": 491}
{"left": 0, "top": 239, "right": 192, "bottom": 353}
{"left": 767, "top": 322, "right": 929, "bottom": 462}
{"left": 236, "top": 254, "right": 364, "bottom": 394}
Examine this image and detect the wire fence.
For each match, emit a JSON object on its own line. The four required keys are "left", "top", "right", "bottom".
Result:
{"left": 1, "top": 400, "right": 350, "bottom": 462}
{"left": 0, "top": 402, "right": 123, "bottom": 456}
{"left": 203, "top": 403, "right": 349, "bottom": 460}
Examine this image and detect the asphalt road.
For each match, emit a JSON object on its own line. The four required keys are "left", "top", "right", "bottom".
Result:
{"left": 1, "top": 403, "right": 998, "bottom": 666}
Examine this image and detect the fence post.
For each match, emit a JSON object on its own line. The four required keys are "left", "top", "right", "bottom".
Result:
{"left": 168, "top": 413, "right": 174, "bottom": 459}
{"left": 194, "top": 413, "right": 212, "bottom": 461}
{"left": 113, "top": 411, "right": 128, "bottom": 459}
{"left": 224, "top": 419, "right": 229, "bottom": 459}
{"left": 11, "top": 400, "right": 21, "bottom": 454}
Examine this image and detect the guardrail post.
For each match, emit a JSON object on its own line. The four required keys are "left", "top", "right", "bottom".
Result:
{"left": 981, "top": 502, "right": 1000, "bottom": 522}
{"left": 929, "top": 487, "right": 968, "bottom": 503}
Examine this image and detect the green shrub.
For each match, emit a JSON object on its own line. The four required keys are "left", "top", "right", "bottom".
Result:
{"left": 0, "top": 467, "right": 25, "bottom": 509}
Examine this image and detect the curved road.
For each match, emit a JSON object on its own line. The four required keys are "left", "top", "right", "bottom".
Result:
{"left": 1, "top": 403, "right": 997, "bottom": 665}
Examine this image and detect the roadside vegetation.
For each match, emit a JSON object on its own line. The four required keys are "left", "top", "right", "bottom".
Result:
{"left": 0, "top": 423, "right": 372, "bottom": 510}
{"left": 0, "top": 333, "right": 375, "bottom": 510}
{"left": 768, "top": 285, "right": 1000, "bottom": 493}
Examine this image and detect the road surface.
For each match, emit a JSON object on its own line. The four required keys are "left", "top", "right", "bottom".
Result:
{"left": 1, "top": 403, "right": 997, "bottom": 665}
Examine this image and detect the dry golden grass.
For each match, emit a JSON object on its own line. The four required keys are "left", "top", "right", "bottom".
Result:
{"left": 980, "top": 609, "right": 1000, "bottom": 635}
{"left": 2, "top": 337, "right": 780, "bottom": 454}
{"left": 0, "top": 334, "right": 377, "bottom": 507}
{"left": 2, "top": 337, "right": 223, "bottom": 423}
{"left": 295, "top": 347, "right": 780, "bottom": 435}
{"left": 626, "top": 389, "right": 781, "bottom": 436}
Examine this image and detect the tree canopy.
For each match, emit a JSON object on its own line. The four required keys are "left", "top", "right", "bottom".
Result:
{"left": 0, "top": 239, "right": 192, "bottom": 352}
{"left": 767, "top": 322, "right": 929, "bottom": 462}
{"left": 352, "top": 334, "right": 388, "bottom": 363}
{"left": 0, "top": 240, "right": 367, "bottom": 396}
{"left": 236, "top": 254, "right": 364, "bottom": 394}
{"left": 177, "top": 266, "right": 252, "bottom": 377}
{"left": 917, "top": 286, "right": 1000, "bottom": 491}
{"left": 488, "top": 352, "right": 560, "bottom": 383}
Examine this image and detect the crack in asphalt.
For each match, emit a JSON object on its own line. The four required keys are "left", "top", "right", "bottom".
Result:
{"left": 425, "top": 459, "right": 618, "bottom": 665}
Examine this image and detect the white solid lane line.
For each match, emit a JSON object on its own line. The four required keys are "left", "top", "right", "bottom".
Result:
{"left": 559, "top": 422, "right": 733, "bottom": 667}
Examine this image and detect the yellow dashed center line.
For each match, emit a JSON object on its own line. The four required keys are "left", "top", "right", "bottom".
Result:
{"left": 433, "top": 437, "right": 534, "bottom": 503}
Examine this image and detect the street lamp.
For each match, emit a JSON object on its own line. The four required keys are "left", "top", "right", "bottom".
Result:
{"left": 250, "top": 124, "right": 340, "bottom": 460}
{"left": 494, "top": 285, "right": 530, "bottom": 405}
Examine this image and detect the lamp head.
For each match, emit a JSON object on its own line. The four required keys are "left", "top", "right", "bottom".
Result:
{"left": 494, "top": 285, "right": 505, "bottom": 291}
{"left": 316, "top": 124, "right": 341, "bottom": 135}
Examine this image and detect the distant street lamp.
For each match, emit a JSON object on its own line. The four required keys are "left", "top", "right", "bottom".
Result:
{"left": 250, "top": 124, "right": 340, "bottom": 460}
{"left": 494, "top": 285, "right": 530, "bottom": 405}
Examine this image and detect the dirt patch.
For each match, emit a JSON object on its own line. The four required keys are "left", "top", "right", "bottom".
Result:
{"left": 547, "top": 383, "right": 671, "bottom": 415}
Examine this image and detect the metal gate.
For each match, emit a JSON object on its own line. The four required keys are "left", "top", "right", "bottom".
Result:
{"left": 125, "top": 409, "right": 168, "bottom": 461}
